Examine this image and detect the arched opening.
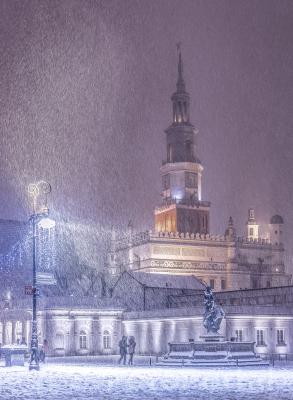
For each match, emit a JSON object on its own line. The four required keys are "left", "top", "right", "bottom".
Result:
{"left": 167, "top": 144, "right": 173, "bottom": 162}
{"left": 185, "top": 141, "right": 192, "bottom": 161}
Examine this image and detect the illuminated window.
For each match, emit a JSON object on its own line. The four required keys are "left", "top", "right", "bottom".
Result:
{"left": 235, "top": 329, "right": 243, "bottom": 342}
{"left": 256, "top": 330, "right": 265, "bottom": 346}
{"left": 277, "top": 329, "right": 285, "bottom": 345}
{"left": 103, "top": 330, "right": 111, "bottom": 349}
{"left": 55, "top": 332, "right": 64, "bottom": 349}
{"left": 79, "top": 330, "right": 87, "bottom": 349}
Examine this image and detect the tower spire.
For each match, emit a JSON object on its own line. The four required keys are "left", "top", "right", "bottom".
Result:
{"left": 171, "top": 43, "right": 190, "bottom": 124}
{"left": 176, "top": 42, "right": 185, "bottom": 92}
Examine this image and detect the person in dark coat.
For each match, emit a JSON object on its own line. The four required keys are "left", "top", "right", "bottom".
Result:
{"left": 39, "top": 339, "right": 48, "bottom": 362}
{"left": 118, "top": 336, "right": 128, "bottom": 365}
{"left": 39, "top": 346, "right": 45, "bottom": 362}
{"left": 128, "top": 336, "right": 136, "bottom": 366}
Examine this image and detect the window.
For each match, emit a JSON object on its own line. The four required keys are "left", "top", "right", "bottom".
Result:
{"left": 252, "top": 279, "right": 258, "bottom": 289}
{"left": 249, "top": 227, "right": 254, "bottom": 236}
{"left": 167, "top": 144, "right": 173, "bottom": 162}
{"left": 185, "top": 141, "right": 192, "bottom": 160}
{"left": 15, "top": 321, "right": 22, "bottom": 343}
{"left": 266, "top": 281, "right": 271, "bottom": 288}
{"left": 162, "top": 174, "right": 170, "bottom": 190}
{"left": 209, "top": 279, "right": 215, "bottom": 289}
{"left": 221, "top": 279, "right": 226, "bottom": 290}
{"left": 79, "top": 330, "right": 87, "bottom": 349}
{"left": 277, "top": 329, "right": 285, "bottom": 345}
{"left": 256, "top": 330, "right": 265, "bottom": 346}
{"left": 235, "top": 329, "right": 243, "bottom": 342}
{"left": 103, "top": 330, "right": 111, "bottom": 349}
{"left": 55, "top": 333, "right": 64, "bottom": 349}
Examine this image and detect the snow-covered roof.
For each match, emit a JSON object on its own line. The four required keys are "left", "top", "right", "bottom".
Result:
{"left": 127, "top": 271, "right": 205, "bottom": 290}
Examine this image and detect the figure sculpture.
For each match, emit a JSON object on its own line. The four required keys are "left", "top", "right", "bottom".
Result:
{"left": 203, "top": 286, "right": 225, "bottom": 333}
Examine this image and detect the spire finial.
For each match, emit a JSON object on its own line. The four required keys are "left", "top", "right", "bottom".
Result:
{"left": 176, "top": 42, "right": 185, "bottom": 92}
{"left": 228, "top": 216, "right": 233, "bottom": 227}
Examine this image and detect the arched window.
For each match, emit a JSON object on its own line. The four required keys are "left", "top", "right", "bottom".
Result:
{"left": 103, "top": 330, "right": 111, "bottom": 349}
{"left": 185, "top": 141, "right": 192, "bottom": 161}
{"left": 79, "top": 330, "right": 87, "bottom": 349}
{"left": 167, "top": 144, "right": 173, "bottom": 162}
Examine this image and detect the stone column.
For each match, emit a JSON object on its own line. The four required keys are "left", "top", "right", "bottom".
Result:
{"left": 2, "top": 322, "right": 6, "bottom": 345}
{"left": 22, "top": 319, "right": 27, "bottom": 343}
{"left": 11, "top": 321, "right": 16, "bottom": 344}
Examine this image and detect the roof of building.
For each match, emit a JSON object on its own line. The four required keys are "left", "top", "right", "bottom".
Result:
{"left": 125, "top": 271, "right": 205, "bottom": 290}
{"left": 270, "top": 215, "right": 284, "bottom": 224}
{"left": 12, "top": 296, "right": 124, "bottom": 311}
{"left": 124, "top": 304, "right": 293, "bottom": 320}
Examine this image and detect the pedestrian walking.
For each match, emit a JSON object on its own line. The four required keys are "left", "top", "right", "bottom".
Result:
{"left": 128, "top": 336, "right": 136, "bottom": 366}
{"left": 118, "top": 336, "right": 128, "bottom": 365}
{"left": 39, "top": 339, "right": 48, "bottom": 362}
{"left": 39, "top": 346, "right": 45, "bottom": 362}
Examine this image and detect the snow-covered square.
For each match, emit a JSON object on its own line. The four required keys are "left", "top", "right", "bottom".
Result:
{"left": 1, "top": 363, "right": 293, "bottom": 400}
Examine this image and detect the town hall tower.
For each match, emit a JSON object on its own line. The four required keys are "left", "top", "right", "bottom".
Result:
{"left": 155, "top": 47, "right": 210, "bottom": 234}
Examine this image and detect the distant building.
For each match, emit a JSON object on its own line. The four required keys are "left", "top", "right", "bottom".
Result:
{"left": 108, "top": 50, "right": 291, "bottom": 291}
{"left": 1, "top": 285, "right": 293, "bottom": 358}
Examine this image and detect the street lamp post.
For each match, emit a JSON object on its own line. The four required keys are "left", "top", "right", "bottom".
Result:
{"left": 28, "top": 181, "right": 55, "bottom": 371}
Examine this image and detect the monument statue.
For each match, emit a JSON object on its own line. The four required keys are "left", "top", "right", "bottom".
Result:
{"left": 203, "top": 286, "right": 225, "bottom": 334}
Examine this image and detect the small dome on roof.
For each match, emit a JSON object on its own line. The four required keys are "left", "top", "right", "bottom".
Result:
{"left": 270, "top": 215, "right": 284, "bottom": 224}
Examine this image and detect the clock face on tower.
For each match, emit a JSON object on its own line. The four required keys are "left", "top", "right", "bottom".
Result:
{"left": 185, "top": 172, "right": 197, "bottom": 188}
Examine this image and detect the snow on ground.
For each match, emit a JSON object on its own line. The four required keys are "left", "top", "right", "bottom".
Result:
{"left": 0, "top": 362, "right": 293, "bottom": 400}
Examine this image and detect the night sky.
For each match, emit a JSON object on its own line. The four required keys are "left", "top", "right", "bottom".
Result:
{"left": 0, "top": 1, "right": 293, "bottom": 265}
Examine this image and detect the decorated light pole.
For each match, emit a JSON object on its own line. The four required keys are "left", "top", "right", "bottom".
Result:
{"left": 28, "top": 181, "right": 55, "bottom": 371}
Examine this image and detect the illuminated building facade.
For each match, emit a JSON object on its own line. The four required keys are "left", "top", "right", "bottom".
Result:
{"left": 155, "top": 48, "right": 210, "bottom": 235}
{"left": 108, "top": 51, "right": 291, "bottom": 291}
{"left": 1, "top": 285, "right": 293, "bottom": 359}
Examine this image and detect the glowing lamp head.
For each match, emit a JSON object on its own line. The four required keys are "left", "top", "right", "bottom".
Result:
{"left": 38, "top": 217, "right": 55, "bottom": 229}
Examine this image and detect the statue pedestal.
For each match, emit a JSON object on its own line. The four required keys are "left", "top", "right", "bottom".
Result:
{"left": 158, "top": 338, "right": 269, "bottom": 367}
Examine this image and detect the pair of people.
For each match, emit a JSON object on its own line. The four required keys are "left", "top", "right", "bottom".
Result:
{"left": 118, "top": 336, "right": 136, "bottom": 365}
